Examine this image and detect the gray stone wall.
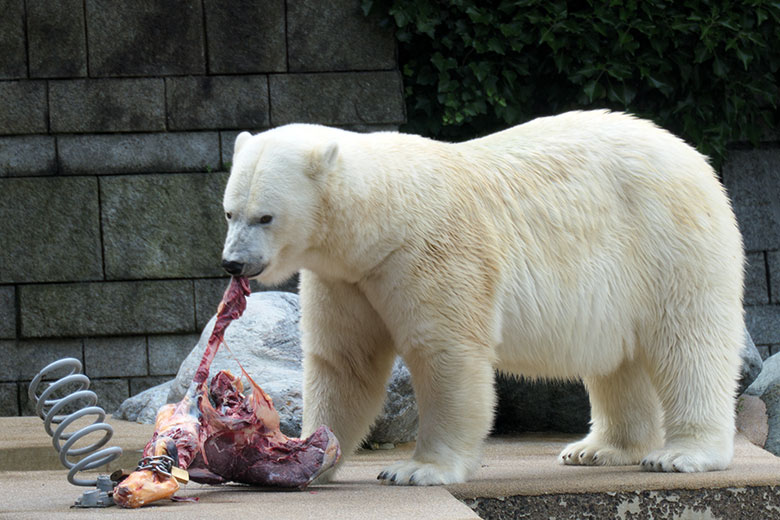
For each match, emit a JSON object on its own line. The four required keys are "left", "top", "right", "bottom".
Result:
{"left": 724, "top": 148, "right": 780, "bottom": 360}
{"left": 1, "top": 0, "right": 778, "bottom": 420}
{"left": 0, "top": 0, "right": 403, "bottom": 415}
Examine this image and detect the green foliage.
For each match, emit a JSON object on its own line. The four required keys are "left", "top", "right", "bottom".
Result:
{"left": 363, "top": 0, "right": 780, "bottom": 167}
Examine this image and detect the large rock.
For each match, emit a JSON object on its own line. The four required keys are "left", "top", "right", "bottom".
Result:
{"left": 739, "top": 327, "right": 763, "bottom": 395}
{"left": 115, "top": 291, "right": 303, "bottom": 436}
{"left": 735, "top": 394, "right": 769, "bottom": 448}
{"left": 115, "top": 380, "right": 173, "bottom": 424}
{"left": 761, "top": 382, "right": 780, "bottom": 456}
{"left": 169, "top": 290, "right": 304, "bottom": 437}
{"left": 368, "top": 359, "right": 418, "bottom": 445}
{"left": 116, "top": 290, "right": 420, "bottom": 444}
{"left": 745, "top": 352, "right": 780, "bottom": 397}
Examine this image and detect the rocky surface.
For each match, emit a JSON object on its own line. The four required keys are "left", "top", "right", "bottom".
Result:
{"left": 739, "top": 327, "right": 763, "bottom": 394}
{"left": 736, "top": 394, "right": 769, "bottom": 448}
{"left": 745, "top": 352, "right": 780, "bottom": 398}
{"left": 760, "top": 382, "right": 780, "bottom": 456}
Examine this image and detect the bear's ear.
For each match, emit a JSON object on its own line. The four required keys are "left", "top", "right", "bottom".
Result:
{"left": 234, "top": 131, "right": 252, "bottom": 157}
{"left": 308, "top": 142, "right": 339, "bottom": 178}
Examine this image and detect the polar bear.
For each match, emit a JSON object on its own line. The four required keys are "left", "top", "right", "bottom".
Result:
{"left": 221, "top": 110, "right": 744, "bottom": 486}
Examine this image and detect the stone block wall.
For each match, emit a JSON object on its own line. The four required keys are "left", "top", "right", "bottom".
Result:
{"left": 724, "top": 148, "right": 780, "bottom": 360}
{"left": 1, "top": 0, "right": 778, "bottom": 420}
{"left": 0, "top": 0, "right": 403, "bottom": 415}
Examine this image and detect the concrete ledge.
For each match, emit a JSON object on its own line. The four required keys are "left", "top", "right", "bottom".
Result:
{"left": 1, "top": 417, "right": 778, "bottom": 519}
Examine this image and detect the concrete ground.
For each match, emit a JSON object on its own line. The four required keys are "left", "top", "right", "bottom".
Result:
{"left": 1, "top": 417, "right": 779, "bottom": 519}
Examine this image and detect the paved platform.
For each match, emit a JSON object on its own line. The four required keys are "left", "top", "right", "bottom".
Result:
{"left": 1, "top": 417, "right": 779, "bottom": 519}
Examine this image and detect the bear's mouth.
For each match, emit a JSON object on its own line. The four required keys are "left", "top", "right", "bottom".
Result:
{"left": 246, "top": 263, "right": 267, "bottom": 279}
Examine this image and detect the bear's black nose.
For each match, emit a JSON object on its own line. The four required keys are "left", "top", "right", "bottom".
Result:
{"left": 222, "top": 260, "right": 244, "bottom": 276}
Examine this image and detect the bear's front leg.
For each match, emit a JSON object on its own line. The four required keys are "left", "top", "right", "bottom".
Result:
{"left": 300, "top": 272, "right": 397, "bottom": 482}
{"left": 378, "top": 343, "right": 496, "bottom": 486}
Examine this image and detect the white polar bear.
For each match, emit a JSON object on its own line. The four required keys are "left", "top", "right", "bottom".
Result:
{"left": 221, "top": 110, "right": 744, "bottom": 486}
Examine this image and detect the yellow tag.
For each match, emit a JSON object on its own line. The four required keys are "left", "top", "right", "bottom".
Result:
{"left": 171, "top": 466, "right": 189, "bottom": 484}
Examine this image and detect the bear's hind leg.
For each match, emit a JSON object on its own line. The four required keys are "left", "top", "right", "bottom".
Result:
{"left": 378, "top": 344, "right": 495, "bottom": 486}
{"left": 641, "top": 323, "right": 740, "bottom": 473}
{"left": 560, "top": 356, "right": 664, "bottom": 466}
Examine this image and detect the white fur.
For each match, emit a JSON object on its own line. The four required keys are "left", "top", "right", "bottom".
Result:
{"left": 222, "top": 111, "right": 745, "bottom": 485}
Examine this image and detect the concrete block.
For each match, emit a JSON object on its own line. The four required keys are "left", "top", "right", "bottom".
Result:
{"left": 101, "top": 172, "right": 228, "bottom": 279}
{"left": 19, "top": 280, "right": 196, "bottom": 338}
{"left": 50, "top": 79, "right": 165, "bottom": 133}
{"left": 0, "top": 177, "right": 102, "bottom": 284}
{"left": 148, "top": 334, "right": 199, "bottom": 375}
{"left": 58, "top": 132, "right": 220, "bottom": 174}
{"left": 167, "top": 75, "right": 269, "bottom": 130}
{"left": 194, "top": 278, "right": 229, "bottom": 330}
{"left": 0, "top": 81, "right": 47, "bottom": 134}
{"left": 87, "top": 378, "right": 130, "bottom": 413}
{"left": 0, "top": 0, "right": 26, "bottom": 79}
{"left": 746, "top": 305, "right": 780, "bottom": 346}
{"left": 203, "top": 0, "right": 285, "bottom": 74}
{"left": 86, "top": 0, "right": 205, "bottom": 76}
{"left": 269, "top": 72, "right": 405, "bottom": 126}
{"left": 0, "top": 136, "right": 57, "bottom": 177}
{"left": 0, "top": 286, "right": 15, "bottom": 339}
{"left": 770, "top": 251, "right": 780, "bottom": 304}
{"left": 723, "top": 149, "right": 780, "bottom": 252}
{"left": 130, "top": 375, "right": 171, "bottom": 396}
{"left": 287, "top": 0, "right": 395, "bottom": 72}
{"left": 0, "top": 383, "right": 18, "bottom": 416}
{"left": 19, "top": 378, "right": 120, "bottom": 416}
{"left": 27, "top": 0, "right": 87, "bottom": 78}
{"left": 745, "top": 252, "right": 769, "bottom": 305}
{"left": 0, "top": 339, "right": 83, "bottom": 382}
{"left": 84, "top": 336, "right": 148, "bottom": 378}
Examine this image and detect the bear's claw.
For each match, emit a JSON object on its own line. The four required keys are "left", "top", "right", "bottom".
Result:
{"left": 377, "top": 459, "right": 466, "bottom": 486}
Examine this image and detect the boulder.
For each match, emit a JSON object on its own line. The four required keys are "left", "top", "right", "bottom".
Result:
{"left": 368, "top": 358, "right": 418, "bottom": 445}
{"left": 738, "top": 327, "right": 763, "bottom": 395}
{"left": 745, "top": 352, "right": 780, "bottom": 398}
{"left": 735, "top": 394, "right": 769, "bottom": 448}
{"left": 760, "top": 382, "right": 780, "bottom": 456}
{"left": 116, "top": 291, "right": 304, "bottom": 437}
{"left": 116, "top": 290, "right": 419, "bottom": 444}
{"left": 115, "top": 380, "right": 173, "bottom": 424}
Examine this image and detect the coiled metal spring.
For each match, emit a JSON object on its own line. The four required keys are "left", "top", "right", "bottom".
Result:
{"left": 28, "top": 357, "right": 123, "bottom": 487}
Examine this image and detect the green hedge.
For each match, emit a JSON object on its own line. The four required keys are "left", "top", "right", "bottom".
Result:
{"left": 364, "top": 0, "right": 779, "bottom": 168}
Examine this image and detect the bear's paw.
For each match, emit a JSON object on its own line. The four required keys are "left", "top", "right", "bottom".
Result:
{"left": 559, "top": 436, "right": 643, "bottom": 466}
{"left": 377, "top": 459, "right": 468, "bottom": 486}
{"left": 640, "top": 446, "right": 731, "bottom": 473}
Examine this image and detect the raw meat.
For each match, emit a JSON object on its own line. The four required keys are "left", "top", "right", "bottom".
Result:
{"left": 114, "top": 277, "right": 340, "bottom": 508}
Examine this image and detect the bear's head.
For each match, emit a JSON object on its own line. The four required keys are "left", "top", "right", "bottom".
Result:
{"left": 221, "top": 126, "right": 339, "bottom": 286}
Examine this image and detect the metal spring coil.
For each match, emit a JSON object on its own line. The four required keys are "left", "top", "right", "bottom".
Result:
{"left": 28, "top": 357, "right": 123, "bottom": 486}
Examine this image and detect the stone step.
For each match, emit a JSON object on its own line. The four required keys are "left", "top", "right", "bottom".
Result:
{"left": 1, "top": 417, "right": 778, "bottom": 519}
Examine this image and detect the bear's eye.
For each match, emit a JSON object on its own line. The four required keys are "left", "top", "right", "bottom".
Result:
{"left": 225, "top": 212, "right": 232, "bottom": 220}
{"left": 259, "top": 215, "right": 273, "bottom": 225}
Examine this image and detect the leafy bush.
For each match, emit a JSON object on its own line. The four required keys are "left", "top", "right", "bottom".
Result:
{"left": 363, "top": 0, "right": 779, "bottom": 167}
